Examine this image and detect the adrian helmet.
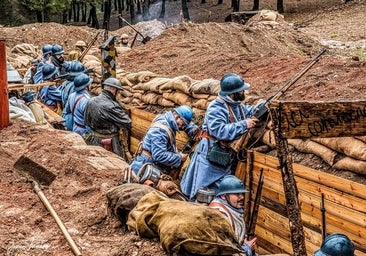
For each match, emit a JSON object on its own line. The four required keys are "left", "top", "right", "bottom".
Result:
{"left": 313, "top": 233, "right": 355, "bottom": 256}
{"left": 69, "top": 60, "right": 85, "bottom": 77}
{"left": 75, "top": 40, "right": 87, "bottom": 47}
{"left": 174, "top": 105, "right": 194, "bottom": 126}
{"left": 42, "top": 64, "right": 58, "bottom": 81}
{"left": 217, "top": 175, "right": 249, "bottom": 196}
{"left": 42, "top": 44, "right": 53, "bottom": 57}
{"left": 219, "top": 73, "right": 250, "bottom": 97}
{"left": 74, "top": 74, "right": 93, "bottom": 92}
{"left": 23, "top": 90, "right": 36, "bottom": 102}
{"left": 121, "top": 33, "right": 129, "bottom": 40}
{"left": 102, "top": 77, "right": 123, "bottom": 90}
{"left": 52, "top": 44, "right": 64, "bottom": 55}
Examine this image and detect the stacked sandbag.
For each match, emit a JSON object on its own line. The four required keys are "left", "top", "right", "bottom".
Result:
{"left": 257, "top": 128, "right": 366, "bottom": 175}
{"left": 116, "top": 71, "right": 221, "bottom": 113}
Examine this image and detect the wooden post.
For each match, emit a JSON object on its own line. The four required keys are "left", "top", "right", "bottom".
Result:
{"left": 270, "top": 104, "right": 307, "bottom": 255}
{"left": 0, "top": 39, "right": 9, "bottom": 129}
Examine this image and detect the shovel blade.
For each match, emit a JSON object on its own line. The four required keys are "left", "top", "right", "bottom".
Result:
{"left": 14, "top": 155, "right": 56, "bottom": 186}
{"left": 142, "top": 36, "right": 151, "bottom": 44}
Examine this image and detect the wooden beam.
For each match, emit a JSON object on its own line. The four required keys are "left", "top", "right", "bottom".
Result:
{"left": 272, "top": 100, "right": 366, "bottom": 138}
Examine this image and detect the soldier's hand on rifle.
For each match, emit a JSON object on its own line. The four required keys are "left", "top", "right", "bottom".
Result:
{"left": 180, "top": 152, "right": 189, "bottom": 162}
{"left": 246, "top": 117, "right": 259, "bottom": 129}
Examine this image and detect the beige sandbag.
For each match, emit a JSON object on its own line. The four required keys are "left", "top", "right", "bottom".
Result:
{"left": 126, "top": 71, "right": 157, "bottom": 84}
{"left": 191, "top": 92, "right": 209, "bottom": 99}
{"left": 8, "top": 55, "right": 32, "bottom": 69}
{"left": 159, "top": 75, "right": 197, "bottom": 94}
{"left": 159, "top": 98, "right": 176, "bottom": 107}
{"left": 84, "top": 59, "right": 102, "bottom": 75}
{"left": 288, "top": 139, "right": 338, "bottom": 166}
{"left": 80, "top": 54, "right": 100, "bottom": 63}
{"left": 260, "top": 129, "right": 276, "bottom": 148}
{"left": 11, "top": 43, "right": 38, "bottom": 57}
{"left": 312, "top": 137, "right": 366, "bottom": 161}
{"left": 133, "top": 92, "right": 143, "bottom": 100}
{"left": 127, "top": 191, "right": 243, "bottom": 255}
{"left": 208, "top": 95, "right": 217, "bottom": 101}
{"left": 355, "top": 136, "right": 366, "bottom": 144}
{"left": 188, "top": 78, "right": 220, "bottom": 95}
{"left": 132, "top": 77, "right": 171, "bottom": 93}
{"left": 192, "top": 99, "right": 209, "bottom": 110}
{"left": 333, "top": 157, "right": 366, "bottom": 175}
{"left": 119, "top": 76, "right": 133, "bottom": 87}
{"left": 141, "top": 92, "right": 160, "bottom": 105}
{"left": 162, "top": 92, "right": 193, "bottom": 106}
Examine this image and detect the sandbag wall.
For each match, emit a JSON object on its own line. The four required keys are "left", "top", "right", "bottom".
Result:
{"left": 259, "top": 129, "right": 366, "bottom": 175}
{"left": 242, "top": 151, "right": 366, "bottom": 256}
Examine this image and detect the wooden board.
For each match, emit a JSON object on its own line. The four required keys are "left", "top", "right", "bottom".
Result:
{"left": 271, "top": 100, "right": 366, "bottom": 138}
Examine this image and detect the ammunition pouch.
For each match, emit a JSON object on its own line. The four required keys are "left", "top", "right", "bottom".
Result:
{"left": 101, "top": 138, "right": 113, "bottom": 152}
{"left": 206, "top": 141, "right": 233, "bottom": 168}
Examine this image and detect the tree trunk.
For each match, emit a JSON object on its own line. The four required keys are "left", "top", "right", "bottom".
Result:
{"left": 181, "top": 0, "right": 190, "bottom": 21}
{"left": 159, "top": 0, "right": 166, "bottom": 18}
{"left": 277, "top": 0, "right": 284, "bottom": 13}
{"left": 252, "top": 0, "right": 259, "bottom": 10}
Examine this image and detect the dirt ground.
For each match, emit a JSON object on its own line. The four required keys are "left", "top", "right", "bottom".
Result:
{"left": 1, "top": 0, "right": 366, "bottom": 255}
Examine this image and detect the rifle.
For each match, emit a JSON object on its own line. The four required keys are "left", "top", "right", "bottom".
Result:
{"left": 321, "top": 193, "right": 326, "bottom": 241}
{"left": 78, "top": 32, "right": 100, "bottom": 62}
{"left": 228, "top": 49, "right": 326, "bottom": 152}
{"left": 181, "top": 127, "right": 202, "bottom": 154}
{"left": 252, "top": 49, "right": 327, "bottom": 119}
{"left": 118, "top": 15, "right": 151, "bottom": 44}
{"left": 246, "top": 168, "right": 264, "bottom": 239}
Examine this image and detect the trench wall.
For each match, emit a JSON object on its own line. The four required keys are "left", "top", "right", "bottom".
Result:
{"left": 239, "top": 151, "right": 366, "bottom": 255}
{"left": 129, "top": 108, "right": 366, "bottom": 255}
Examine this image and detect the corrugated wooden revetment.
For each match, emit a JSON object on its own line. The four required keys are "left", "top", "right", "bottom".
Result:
{"left": 130, "top": 108, "right": 366, "bottom": 256}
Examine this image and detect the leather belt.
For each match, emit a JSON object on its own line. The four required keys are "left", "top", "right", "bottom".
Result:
{"left": 200, "top": 131, "right": 216, "bottom": 140}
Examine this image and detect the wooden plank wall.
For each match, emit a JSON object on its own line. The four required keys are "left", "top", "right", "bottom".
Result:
{"left": 246, "top": 151, "right": 366, "bottom": 256}
{"left": 130, "top": 108, "right": 366, "bottom": 255}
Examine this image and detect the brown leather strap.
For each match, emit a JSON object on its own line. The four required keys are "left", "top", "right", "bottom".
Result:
{"left": 200, "top": 130, "right": 216, "bottom": 140}
{"left": 141, "top": 149, "right": 152, "bottom": 158}
{"left": 151, "top": 123, "right": 174, "bottom": 146}
{"left": 209, "top": 201, "right": 236, "bottom": 232}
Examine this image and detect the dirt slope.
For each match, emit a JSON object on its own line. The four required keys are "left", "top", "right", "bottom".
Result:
{"left": 1, "top": 1, "right": 366, "bottom": 255}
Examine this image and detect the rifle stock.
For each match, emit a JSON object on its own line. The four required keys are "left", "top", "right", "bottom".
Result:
{"left": 78, "top": 32, "right": 100, "bottom": 62}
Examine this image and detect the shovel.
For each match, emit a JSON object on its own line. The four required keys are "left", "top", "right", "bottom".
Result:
{"left": 14, "top": 155, "right": 82, "bottom": 256}
{"left": 118, "top": 15, "right": 152, "bottom": 44}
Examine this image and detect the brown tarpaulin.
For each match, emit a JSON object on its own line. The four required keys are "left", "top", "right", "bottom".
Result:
{"left": 127, "top": 191, "right": 243, "bottom": 255}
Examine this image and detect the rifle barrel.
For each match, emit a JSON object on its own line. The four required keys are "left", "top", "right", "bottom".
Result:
{"left": 269, "top": 49, "right": 326, "bottom": 102}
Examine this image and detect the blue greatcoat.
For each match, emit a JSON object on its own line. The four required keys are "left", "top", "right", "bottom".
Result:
{"left": 180, "top": 95, "right": 256, "bottom": 201}
{"left": 130, "top": 111, "right": 197, "bottom": 175}
{"left": 64, "top": 90, "right": 91, "bottom": 136}
{"left": 39, "top": 84, "right": 62, "bottom": 107}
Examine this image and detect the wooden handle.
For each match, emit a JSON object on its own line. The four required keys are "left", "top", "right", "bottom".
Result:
{"left": 33, "top": 181, "right": 82, "bottom": 256}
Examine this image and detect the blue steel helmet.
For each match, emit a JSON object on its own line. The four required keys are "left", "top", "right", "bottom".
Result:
{"left": 74, "top": 74, "right": 93, "bottom": 92}
{"left": 42, "top": 44, "right": 53, "bottom": 57}
{"left": 23, "top": 90, "right": 36, "bottom": 102}
{"left": 52, "top": 44, "right": 64, "bottom": 55}
{"left": 69, "top": 60, "right": 85, "bottom": 77}
{"left": 217, "top": 175, "right": 249, "bottom": 196}
{"left": 42, "top": 64, "right": 58, "bottom": 80}
{"left": 219, "top": 73, "right": 250, "bottom": 97}
{"left": 313, "top": 233, "right": 355, "bottom": 256}
{"left": 174, "top": 105, "right": 193, "bottom": 126}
